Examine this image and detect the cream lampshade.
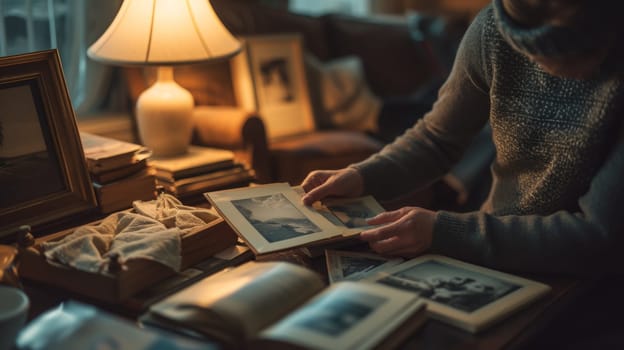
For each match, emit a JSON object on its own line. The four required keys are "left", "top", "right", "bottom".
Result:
{"left": 87, "top": 0, "right": 241, "bottom": 156}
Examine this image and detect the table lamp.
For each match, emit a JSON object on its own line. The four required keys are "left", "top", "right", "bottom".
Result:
{"left": 87, "top": 0, "right": 241, "bottom": 157}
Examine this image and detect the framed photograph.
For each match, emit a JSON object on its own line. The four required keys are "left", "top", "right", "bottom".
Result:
{"left": 205, "top": 183, "right": 386, "bottom": 255}
{"left": 0, "top": 50, "right": 97, "bottom": 239}
{"left": 206, "top": 183, "right": 339, "bottom": 255}
{"left": 368, "top": 255, "right": 551, "bottom": 333}
{"left": 325, "top": 250, "right": 403, "bottom": 284}
{"left": 231, "top": 34, "right": 315, "bottom": 140}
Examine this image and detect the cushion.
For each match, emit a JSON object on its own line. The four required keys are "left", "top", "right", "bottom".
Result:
{"left": 305, "top": 54, "right": 382, "bottom": 133}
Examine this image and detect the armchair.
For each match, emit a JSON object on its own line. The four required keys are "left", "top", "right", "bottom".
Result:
{"left": 124, "top": 0, "right": 459, "bottom": 207}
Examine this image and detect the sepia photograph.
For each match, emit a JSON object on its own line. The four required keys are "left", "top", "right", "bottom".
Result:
{"left": 232, "top": 193, "right": 321, "bottom": 243}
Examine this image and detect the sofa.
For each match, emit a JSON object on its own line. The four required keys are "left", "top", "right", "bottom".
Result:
{"left": 125, "top": 0, "right": 467, "bottom": 208}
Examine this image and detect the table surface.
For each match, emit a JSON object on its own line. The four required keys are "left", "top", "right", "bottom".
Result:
{"left": 255, "top": 249, "right": 584, "bottom": 350}
{"left": 20, "top": 238, "right": 586, "bottom": 350}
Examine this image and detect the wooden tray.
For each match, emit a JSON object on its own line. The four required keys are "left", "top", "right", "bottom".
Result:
{"left": 18, "top": 216, "right": 237, "bottom": 303}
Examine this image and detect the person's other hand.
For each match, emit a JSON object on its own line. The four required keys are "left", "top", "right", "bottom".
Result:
{"left": 359, "top": 206, "right": 436, "bottom": 257}
{"left": 300, "top": 168, "right": 364, "bottom": 206}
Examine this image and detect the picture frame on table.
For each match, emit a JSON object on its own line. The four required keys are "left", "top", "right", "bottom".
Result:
{"left": 367, "top": 255, "right": 552, "bottom": 333}
{"left": 231, "top": 33, "right": 315, "bottom": 140}
{"left": 0, "top": 49, "right": 97, "bottom": 239}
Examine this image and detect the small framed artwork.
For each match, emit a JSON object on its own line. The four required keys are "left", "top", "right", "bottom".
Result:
{"left": 0, "top": 49, "right": 97, "bottom": 238}
{"left": 368, "top": 255, "right": 552, "bottom": 333}
{"left": 231, "top": 34, "right": 315, "bottom": 140}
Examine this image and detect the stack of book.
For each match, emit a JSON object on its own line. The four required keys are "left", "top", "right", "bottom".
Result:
{"left": 148, "top": 145, "right": 255, "bottom": 201}
{"left": 81, "top": 132, "right": 156, "bottom": 214}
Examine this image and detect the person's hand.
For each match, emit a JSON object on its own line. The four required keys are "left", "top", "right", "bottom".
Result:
{"left": 300, "top": 168, "right": 364, "bottom": 206}
{"left": 359, "top": 206, "right": 436, "bottom": 257}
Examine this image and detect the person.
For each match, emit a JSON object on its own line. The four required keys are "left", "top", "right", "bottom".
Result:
{"left": 301, "top": 0, "right": 624, "bottom": 276}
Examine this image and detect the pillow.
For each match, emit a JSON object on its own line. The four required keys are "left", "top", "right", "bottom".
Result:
{"left": 305, "top": 54, "right": 381, "bottom": 133}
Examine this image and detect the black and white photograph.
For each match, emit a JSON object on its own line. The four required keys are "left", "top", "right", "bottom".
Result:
{"left": 259, "top": 57, "right": 294, "bottom": 104}
{"left": 326, "top": 200, "right": 378, "bottom": 228}
{"left": 340, "top": 256, "right": 387, "bottom": 278}
{"left": 232, "top": 193, "right": 320, "bottom": 243}
{"left": 291, "top": 292, "right": 386, "bottom": 337}
{"left": 207, "top": 185, "right": 388, "bottom": 255}
{"left": 325, "top": 250, "right": 403, "bottom": 283}
{"left": 369, "top": 255, "right": 552, "bottom": 333}
{"left": 321, "top": 196, "right": 385, "bottom": 234}
{"left": 231, "top": 34, "right": 315, "bottom": 139}
{"left": 206, "top": 183, "right": 348, "bottom": 255}
{"left": 379, "top": 260, "right": 519, "bottom": 313}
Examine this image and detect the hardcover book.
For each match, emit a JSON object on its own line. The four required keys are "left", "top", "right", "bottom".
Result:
{"left": 158, "top": 164, "right": 254, "bottom": 198}
{"left": 93, "top": 168, "right": 156, "bottom": 213}
{"left": 90, "top": 157, "right": 149, "bottom": 184}
{"left": 80, "top": 132, "right": 151, "bottom": 174}
{"left": 140, "top": 261, "right": 427, "bottom": 350}
{"left": 148, "top": 145, "right": 236, "bottom": 181}
{"left": 204, "top": 183, "right": 385, "bottom": 255}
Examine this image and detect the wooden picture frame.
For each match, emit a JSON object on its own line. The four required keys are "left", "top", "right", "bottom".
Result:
{"left": 0, "top": 49, "right": 97, "bottom": 239}
{"left": 231, "top": 34, "right": 315, "bottom": 140}
{"left": 368, "top": 255, "right": 551, "bottom": 333}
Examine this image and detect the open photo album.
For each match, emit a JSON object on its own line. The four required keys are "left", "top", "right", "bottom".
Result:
{"left": 204, "top": 183, "right": 385, "bottom": 255}
{"left": 140, "top": 261, "right": 427, "bottom": 350}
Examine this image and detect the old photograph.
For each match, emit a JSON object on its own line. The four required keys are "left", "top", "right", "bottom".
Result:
{"left": 368, "top": 255, "right": 552, "bottom": 333}
{"left": 232, "top": 193, "right": 321, "bottom": 243}
{"left": 326, "top": 250, "right": 403, "bottom": 283}
{"left": 231, "top": 34, "right": 315, "bottom": 139}
{"left": 378, "top": 260, "right": 520, "bottom": 313}
{"left": 326, "top": 201, "right": 378, "bottom": 228}
{"left": 322, "top": 196, "right": 385, "bottom": 232}
{"left": 259, "top": 57, "right": 294, "bottom": 104}
{"left": 292, "top": 291, "right": 386, "bottom": 337}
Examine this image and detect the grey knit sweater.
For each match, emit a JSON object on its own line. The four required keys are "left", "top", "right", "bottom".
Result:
{"left": 352, "top": 6, "right": 624, "bottom": 275}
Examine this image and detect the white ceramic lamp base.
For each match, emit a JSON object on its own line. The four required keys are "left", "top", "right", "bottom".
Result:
{"left": 136, "top": 66, "right": 194, "bottom": 157}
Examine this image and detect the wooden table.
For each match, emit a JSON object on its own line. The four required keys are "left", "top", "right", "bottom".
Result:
{"left": 255, "top": 249, "right": 585, "bottom": 350}
{"left": 400, "top": 276, "right": 583, "bottom": 350}
{"left": 21, "top": 242, "right": 587, "bottom": 350}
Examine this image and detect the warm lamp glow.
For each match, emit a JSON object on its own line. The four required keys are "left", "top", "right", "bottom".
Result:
{"left": 87, "top": 0, "right": 241, "bottom": 156}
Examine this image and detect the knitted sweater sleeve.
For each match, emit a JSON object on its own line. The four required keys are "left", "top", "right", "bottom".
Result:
{"left": 350, "top": 9, "right": 491, "bottom": 200}
{"left": 431, "top": 135, "right": 624, "bottom": 275}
